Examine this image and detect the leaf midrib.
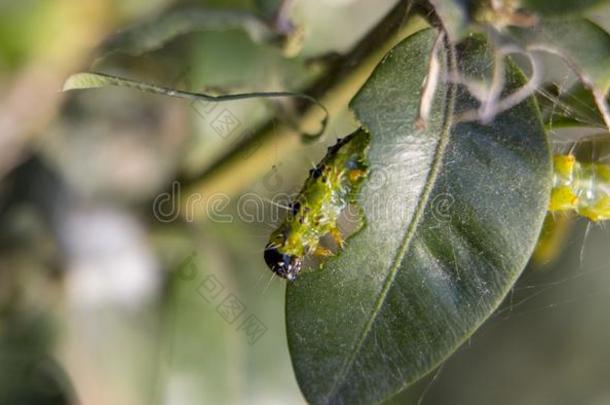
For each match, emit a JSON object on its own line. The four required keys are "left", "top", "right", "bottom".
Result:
{"left": 324, "top": 44, "right": 457, "bottom": 404}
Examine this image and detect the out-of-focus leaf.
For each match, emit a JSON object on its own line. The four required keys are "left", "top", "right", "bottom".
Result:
{"left": 539, "top": 82, "right": 608, "bottom": 129}
{"left": 153, "top": 221, "right": 301, "bottom": 403}
{"left": 586, "top": 2, "right": 610, "bottom": 35}
{"left": 513, "top": 18, "right": 610, "bottom": 129}
{"left": 159, "top": 245, "right": 242, "bottom": 404}
{"left": 0, "top": 353, "right": 76, "bottom": 405}
{"left": 180, "top": 28, "right": 318, "bottom": 175}
{"left": 97, "top": 7, "right": 278, "bottom": 58}
{"left": 286, "top": 29, "right": 551, "bottom": 404}
{"left": 0, "top": 310, "right": 75, "bottom": 405}
{"left": 522, "top": 0, "right": 607, "bottom": 16}
{"left": 515, "top": 19, "right": 610, "bottom": 94}
{"left": 0, "top": 1, "right": 45, "bottom": 68}
{"left": 253, "top": 0, "right": 283, "bottom": 19}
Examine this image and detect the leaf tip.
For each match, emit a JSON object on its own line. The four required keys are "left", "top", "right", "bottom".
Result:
{"left": 62, "top": 73, "right": 103, "bottom": 92}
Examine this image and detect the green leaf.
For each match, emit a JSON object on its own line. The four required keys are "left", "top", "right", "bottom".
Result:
{"left": 515, "top": 19, "right": 610, "bottom": 95}
{"left": 97, "top": 7, "right": 278, "bottom": 58}
{"left": 513, "top": 18, "right": 610, "bottom": 129}
{"left": 286, "top": 29, "right": 551, "bottom": 404}
{"left": 539, "top": 82, "right": 608, "bottom": 129}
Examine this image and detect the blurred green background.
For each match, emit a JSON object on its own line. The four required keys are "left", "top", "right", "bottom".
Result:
{"left": 1, "top": 1, "right": 610, "bottom": 404}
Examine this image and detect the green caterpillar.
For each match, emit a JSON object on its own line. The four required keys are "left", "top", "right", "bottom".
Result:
{"left": 549, "top": 155, "right": 610, "bottom": 221}
{"left": 264, "top": 129, "right": 370, "bottom": 281}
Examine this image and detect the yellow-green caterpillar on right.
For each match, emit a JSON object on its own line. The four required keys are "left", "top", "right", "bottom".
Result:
{"left": 534, "top": 155, "right": 609, "bottom": 265}
{"left": 549, "top": 155, "right": 610, "bottom": 221}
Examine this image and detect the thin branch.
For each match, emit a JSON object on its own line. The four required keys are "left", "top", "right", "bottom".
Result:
{"left": 63, "top": 71, "right": 329, "bottom": 137}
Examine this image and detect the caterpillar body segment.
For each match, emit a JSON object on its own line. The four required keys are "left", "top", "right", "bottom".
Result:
{"left": 550, "top": 155, "right": 610, "bottom": 222}
{"left": 264, "top": 129, "right": 370, "bottom": 281}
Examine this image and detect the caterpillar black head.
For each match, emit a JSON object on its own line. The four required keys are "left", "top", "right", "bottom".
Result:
{"left": 264, "top": 243, "right": 302, "bottom": 281}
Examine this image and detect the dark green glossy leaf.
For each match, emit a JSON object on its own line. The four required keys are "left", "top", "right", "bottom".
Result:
{"left": 97, "top": 7, "right": 277, "bottom": 58}
{"left": 286, "top": 29, "right": 551, "bottom": 404}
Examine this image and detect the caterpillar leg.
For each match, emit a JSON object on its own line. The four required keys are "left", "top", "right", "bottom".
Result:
{"left": 348, "top": 169, "right": 366, "bottom": 183}
{"left": 549, "top": 186, "right": 578, "bottom": 212}
{"left": 578, "top": 196, "right": 610, "bottom": 222}
{"left": 554, "top": 155, "right": 576, "bottom": 178}
{"left": 314, "top": 246, "right": 333, "bottom": 257}
{"left": 329, "top": 227, "right": 345, "bottom": 249}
